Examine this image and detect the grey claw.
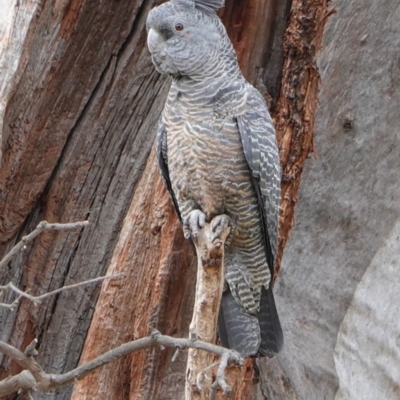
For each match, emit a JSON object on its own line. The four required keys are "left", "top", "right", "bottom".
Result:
{"left": 183, "top": 210, "right": 206, "bottom": 240}
{"left": 210, "top": 214, "right": 232, "bottom": 243}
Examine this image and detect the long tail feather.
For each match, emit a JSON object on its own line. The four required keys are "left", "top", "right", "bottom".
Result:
{"left": 257, "top": 286, "right": 283, "bottom": 357}
{"left": 218, "top": 286, "right": 283, "bottom": 357}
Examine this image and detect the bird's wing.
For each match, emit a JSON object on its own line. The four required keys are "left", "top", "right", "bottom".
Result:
{"left": 157, "top": 119, "right": 182, "bottom": 222}
{"left": 237, "top": 86, "right": 281, "bottom": 280}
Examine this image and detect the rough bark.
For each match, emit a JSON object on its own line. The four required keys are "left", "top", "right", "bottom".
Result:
{"left": 70, "top": 150, "right": 196, "bottom": 400}
{"left": 1, "top": 2, "right": 171, "bottom": 399}
{"left": 254, "top": 1, "right": 400, "bottom": 399}
{"left": 0, "top": 0, "right": 331, "bottom": 399}
{"left": 273, "top": 0, "right": 332, "bottom": 275}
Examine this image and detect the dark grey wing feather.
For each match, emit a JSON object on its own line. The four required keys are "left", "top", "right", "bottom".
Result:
{"left": 233, "top": 87, "right": 283, "bottom": 356}
{"left": 237, "top": 86, "right": 281, "bottom": 277}
{"left": 157, "top": 121, "right": 182, "bottom": 222}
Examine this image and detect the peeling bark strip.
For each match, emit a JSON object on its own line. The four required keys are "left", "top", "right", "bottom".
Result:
{"left": 274, "top": 0, "right": 332, "bottom": 275}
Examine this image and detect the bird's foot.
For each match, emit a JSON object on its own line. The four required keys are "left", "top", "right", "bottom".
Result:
{"left": 211, "top": 214, "right": 233, "bottom": 247}
{"left": 183, "top": 210, "right": 206, "bottom": 240}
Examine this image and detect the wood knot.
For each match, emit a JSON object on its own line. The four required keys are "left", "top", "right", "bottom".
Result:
{"left": 343, "top": 117, "right": 353, "bottom": 132}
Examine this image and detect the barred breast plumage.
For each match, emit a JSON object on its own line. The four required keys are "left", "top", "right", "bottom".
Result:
{"left": 164, "top": 77, "right": 271, "bottom": 314}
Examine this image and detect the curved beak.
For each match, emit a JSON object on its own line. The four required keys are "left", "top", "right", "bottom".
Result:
{"left": 147, "top": 28, "right": 163, "bottom": 54}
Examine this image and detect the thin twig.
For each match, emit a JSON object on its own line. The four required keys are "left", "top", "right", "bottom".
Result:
{"left": 0, "top": 295, "right": 22, "bottom": 310}
{"left": 0, "top": 370, "right": 36, "bottom": 396}
{"left": 0, "top": 274, "right": 123, "bottom": 308}
{"left": 24, "top": 339, "right": 38, "bottom": 357}
{"left": 210, "top": 352, "right": 232, "bottom": 399}
{"left": 0, "top": 341, "right": 32, "bottom": 371}
{"left": 0, "top": 220, "right": 89, "bottom": 273}
{"left": 196, "top": 362, "right": 218, "bottom": 392}
{"left": 0, "top": 331, "right": 243, "bottom": 397}
{"left": 171, "top": 347, "right": 181, "bottom": 362}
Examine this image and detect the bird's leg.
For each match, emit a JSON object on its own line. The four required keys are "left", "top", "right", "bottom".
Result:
{"left": 183, "top": 210, "right": 206, "bottom": 240}
{"left": 211, "top": 214, "right": 233, "bottom": 247}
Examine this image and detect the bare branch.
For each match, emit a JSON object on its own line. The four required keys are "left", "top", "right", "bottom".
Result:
{"left": 0, "top": 341, "right": 32, "bottom": 371}
{"left": 0, "top": 218, "right": 241, "bottom": 397}
{"left": 0, "top": 331, "right": 243, "bottom": 397}
{"left": 210, "top": 353, "right": 232, "bottom": 399}
{"left": 0, "top": 295, "right": 22, "bottom": 310}
{"left": 0, "top": 370, "right": 36, "bottom": 397}
{"left": 0, "top": 220, "right": 89, "bottom": 273}
{"left": 0, "top": 341, "right": 51, "bottom": 391}
{"left": 0, "top": 274, "right": 123, "bottom": 308}
{"left": 185, "top": 215, "right": 232, "bottom": 399}
{"left": 196, "top": 362, "right": 218, "bottom": 392}
{"left": 55, "top": 331, "right": 242, "bottom": 387}
{"left": 24, "top": 339, "right": 38, "bottom": 358}
{"left": 171, "top": 346, "right": 181, "bottom": 363}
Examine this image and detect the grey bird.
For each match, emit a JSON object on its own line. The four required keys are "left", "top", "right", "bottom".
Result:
{"left": 146, "top": 0, "right": 283, "bottom": 357}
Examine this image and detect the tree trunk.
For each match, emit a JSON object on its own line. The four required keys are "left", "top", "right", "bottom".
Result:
{"left": 254, "top": 1, "right": 400, "bottom": 399}
{"left": 0, "top": 0, "right": 333, "bottom": 399}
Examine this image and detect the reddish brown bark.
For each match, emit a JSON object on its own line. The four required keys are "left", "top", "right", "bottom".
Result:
{"left": 0, "top": 1, "right": 171, "bottom": 399}
{"left": 221, "top": 0, "right": 276, "bottom": 83}
{"left": 0, "top": 0, "right": 331, "bottom": 399}
{"left": 70, "top": 148, "right": 196, "bottom": 399}
{"left": 0, "top": 0, "right": 149, "bottom": 242}
{"left": 274, "top": 0, "right": 332, "bottom": 275}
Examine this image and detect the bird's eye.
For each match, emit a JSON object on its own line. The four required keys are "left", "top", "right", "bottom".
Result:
{"left": 175, "top": 23, "right": 184, "bottom": 31}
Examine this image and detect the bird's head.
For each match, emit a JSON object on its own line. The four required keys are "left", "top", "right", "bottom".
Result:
{"left": 146, "top": 0, "right": 226, "bottom": 78}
